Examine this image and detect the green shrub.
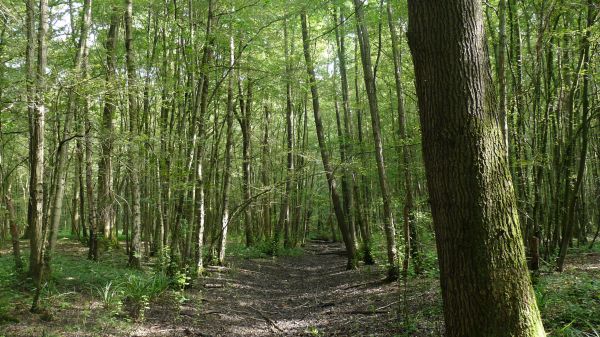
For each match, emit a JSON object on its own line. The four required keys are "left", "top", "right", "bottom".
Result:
{"left": 122, "top": 273, "right": 169, "bottom": 321}
{"left": 95, "top": 281, "right": 123, "bottom": 316}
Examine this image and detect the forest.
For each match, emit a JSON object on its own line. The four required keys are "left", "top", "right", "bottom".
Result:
{"left": 0, "top": 0, "right": 598, "bottom": 336}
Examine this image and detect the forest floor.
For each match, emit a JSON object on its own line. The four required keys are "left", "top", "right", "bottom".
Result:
{"left": 170, "top": 240, "right": 442, "bottom": 336}
{"left": 0, "top": 237, "right": 599, "bottom": 337}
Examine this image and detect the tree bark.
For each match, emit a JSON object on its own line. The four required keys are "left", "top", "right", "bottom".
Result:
{"left": 406, "top": 0, "right": 546, "bottom": 335}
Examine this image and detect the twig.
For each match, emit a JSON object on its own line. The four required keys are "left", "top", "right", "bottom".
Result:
{"left": 376, "top": 301, "right": 399, "bottom": 312}
{"left": 346, "top": 310, "right": 388, "bottom": 315}
{"left": 249, "top": 306, "right": 283, "bottom": 332}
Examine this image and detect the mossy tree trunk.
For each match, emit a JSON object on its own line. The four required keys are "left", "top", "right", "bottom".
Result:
{"left": 407, "top": 0, "right": 546, "bottom": 335}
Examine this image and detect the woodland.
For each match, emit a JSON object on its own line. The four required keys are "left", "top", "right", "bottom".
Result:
{"left": 0, "top": 0, "right": 599, "bottom": 336}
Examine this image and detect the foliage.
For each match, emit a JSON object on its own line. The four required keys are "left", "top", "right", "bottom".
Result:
{"left": 227, "top": 238, "right": 303, "bottom": 259}
{"left": 536, "top": 270, "right": 600, "bottom": 335}
{"left": 95, "top": 281, "right": 123, "bottom": 316}
{"left": 121, "top": 273, "right": 169, "bottom": 321}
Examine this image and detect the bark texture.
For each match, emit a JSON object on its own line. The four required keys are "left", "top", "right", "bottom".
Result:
{"left": 406, "top": 0, "right": 546, "bottom": 335}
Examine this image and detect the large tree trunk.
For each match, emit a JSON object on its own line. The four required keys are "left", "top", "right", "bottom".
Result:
{"left": 300, "top": 10, "right": 357, "bottom": 269}
{"left": 352, "top": 0, "right": 399, "bottom": 280}
{"left": 407, "top": 0, "right": 545, "bottom": 335}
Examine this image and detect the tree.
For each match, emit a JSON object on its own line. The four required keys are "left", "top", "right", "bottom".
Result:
{"left": 406, "top": 0, "right": 546, "bottom": 335}
{"left": 29, "top": 0, "right": 48, "bottom": 313}
{"left": 44, "top": 0, "right": 92, "bottom": 275}
{"left": 217, "top": 33, "right": 235, "bottom": 266}
{"left": 301, "top": 9, "right": 358, "bottom": 269}
{"left": 353, "top": 0, "right": 399, "bottom": 280}
{"left": 125, "top": 0, "right": 142, "bottom": 268}
{"left": 98, "top": 4, "right": 119, "bottom": 243}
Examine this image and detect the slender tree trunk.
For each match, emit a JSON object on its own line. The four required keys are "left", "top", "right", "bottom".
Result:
{"left": 280, "top": 18, "right": 294, "bottom": 250}
{"left": 29, "top": 0, "right": 48, "bottom": 286}
{"left": 125, "top": 0, "right": 142, "bottom": 269}
{"left": 30, "top": 0, "right": 49, "bottom": 313}
{"left": 300, "top": 10, "right": 358, "bottom": 269}
{"left": 98, "top": 5, "right": 119, "bottom": 243}
{"left": 44, "top": 0, "right": 92, "bottom": 274}
{"left": 261, "top": 105, "right": 271, "bottom": 240}
{"left": 195, "top": 0, "right": 213, "bottom": 273}
{"left": 5, "top": 193, "right": 22, "bottom": 271}
{"left": 556, "top": 0, "right": 593, "bottom": 272}
{"left": 333, "top": 7, "right": 364, "bottom": 261}
{"left": 25, "top": 0, "right": 36, "bottom": 242}
{"left": 85, "top": 73, "right": 98, "bottom": 261}
{"left": 238, "top": 79, "right": 254, "bottom": 247}
{"left": 353, "top": 0, "right": 399, "bottom": 280}
{"left": 407, "top": 0, "right": 546, "bottom": 335}
{"left": 217, "top": 34, "right": 235, "bottom": 266}
{"left": 386, "top": 0, "right": 420, "bottom": 275}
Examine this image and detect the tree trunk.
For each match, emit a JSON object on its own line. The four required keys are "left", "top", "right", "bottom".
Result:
{"left": 195, "top": 0, "right": 213, "bottom": 273}
{"left": 5, "top": 194, "right": 22, "bottom": 271}
{"left": 25, "top": 0, "right": 36, "bottom": 242}
{"left": 85, "top": 87, "right": 98, "bottom": 261}
{"left": 280, "top": 18, "right": 294, "bottom": 250}
{"left": 30, "top": 0, "right": 49, "bottom": 313}
{"left": 386, "top": 0, "right": 420, "bottom": 275}
{"left": 238, "top": 78, "right": 254, "bottom": 247}
{"left": 353, "top": 0, "right": 399, "bottom": 280}
{"left": 406, "top": 0, "right": 546, "bottom": 335}
{"left": 98, "top": 4, "right": 119, "bottom": 243}
{"left": 556, "top": 0, "right": 593, "bottom": 272}
{"left": 44, "top": 0, "right": 92, "bottom": 274}
{"left": 217, "top": 34, "right": 235, "bottom": 266}
{"left": 300, "top": 10, "right": 357, "bottom": 269}
{"left": 125, "top": 0, "right": 142, "bottom": 269}
{"left": 261, "top": 105, "right": 271, "bottom": 240}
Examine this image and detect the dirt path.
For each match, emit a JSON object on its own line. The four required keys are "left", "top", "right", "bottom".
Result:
{"left": 162, "top": 240, "right": 427, "bottom": 337}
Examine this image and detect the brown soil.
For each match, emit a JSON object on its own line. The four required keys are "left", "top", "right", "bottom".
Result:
{"left": 136, "top": 240, "right": 442, "bottom": 337}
